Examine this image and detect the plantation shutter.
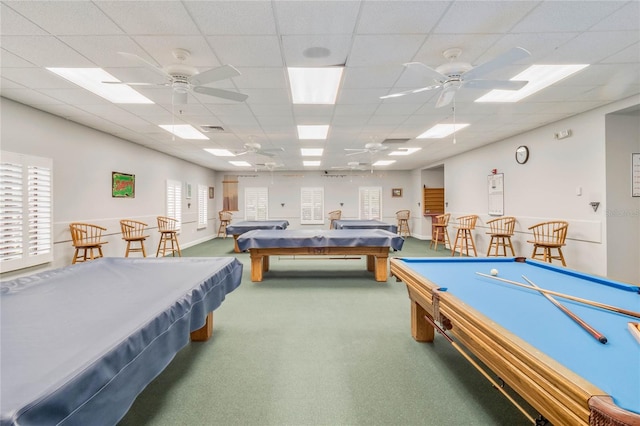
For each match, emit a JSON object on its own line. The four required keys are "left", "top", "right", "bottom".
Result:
{"left": 300, "top": 187, "right": 324, "bottom": 225}
{"left": 245, "top": 187, "right": 268, "bottom": 220}
{"left": 166, "top": 179, "right": 182, "bottom": 230}
{"left": 197, "top": 184, "right": 207, "bottom": 229}
{"left": 359, "top": 187, "right": 382, "bottom": 220}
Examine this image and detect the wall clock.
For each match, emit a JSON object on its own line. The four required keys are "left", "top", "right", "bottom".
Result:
{"left": 515, "top": 145, "right": 529, "bottom": 164}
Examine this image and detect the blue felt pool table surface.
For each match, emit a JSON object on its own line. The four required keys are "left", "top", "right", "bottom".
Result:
{"left": 395, "top": 257, "right": 640, "bottom": 416}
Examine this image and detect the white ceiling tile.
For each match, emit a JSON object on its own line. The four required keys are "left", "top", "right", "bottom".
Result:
{"left": 233, "top": 67, "right": 287, "bottom": 89}
{"left": 348, "top": 35, "right": 425, "bottom": 67}
{"left": 357, "top": 1, "right": 448, "bottom": 34}
{"left": 274, "top": 1, "right": 360, "bottom": 35}
{"left": 1, "top": 36, "right": 95, "bottom": 67}
{"left": 95, "top": 1, "right": 199, "bottom": 35}
{"left": 185, "top": 1, "right": 277, "bottom": 35}
{"left": 0, "top": 3, "right": 49, "bottom": 35}
{"left": 282, "top": 35, "right": 352, "bottom": 67}
{"left": 1, "top": 68, "right": 76, "bottom": 89}
{"left": 206, "top": 36, "right": 283, "bottom": 67}
{"left": 132, "top": 36, "right": 218, "bottom": 68}
{"left": 434, "top": 1, "right": 539, "bottom": 35}
{"left": 511, "top": 1, "right": 628, "bottom": 33}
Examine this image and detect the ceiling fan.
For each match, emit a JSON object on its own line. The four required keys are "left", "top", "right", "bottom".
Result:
{"left": 344, "top": 142, "right": 389, "bottom": 156}
{"left": 234, "top": 142, "right": 284, "bottom": 158}
{"left": 380, "top": 46, "right": 531, "bottom": 108}
{"left": 331, "top": 161, "right": 369, "bottom": 170}
{"left": 106, "top": 48, "right": 248, "bottom": 104}
{"left": 256, "top": 161, "right": 284, "bottom": 171}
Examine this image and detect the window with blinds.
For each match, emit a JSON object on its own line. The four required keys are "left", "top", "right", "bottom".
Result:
{"left": 1, "top": 151, "right": 53, "bottom": 272}
{"left": 197, "top": 184, "right": 207, "bottom": 229}
{"left": 359, "top": 186, "right": 382, "bottom": 220}
{"left": 300, "top": 187, "right": 324, "bottom": 224}
{"left": 245, "top": 187, "right": 268, "bottom": 220}
{"left": 166, "top": 179, "right": 182, "bottom": 229}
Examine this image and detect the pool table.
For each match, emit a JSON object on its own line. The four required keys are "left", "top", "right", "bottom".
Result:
{"left": 332, "top": 219, "right": 398, "bottom": 233}
{"left": 226, "top": 220, "right": 290, "bottom": 252}
{"left": 390, "top": 257, "right": 640, "bottom": 426}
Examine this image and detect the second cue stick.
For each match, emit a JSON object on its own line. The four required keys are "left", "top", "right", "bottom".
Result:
{"left": 522, "top": 275, "right": 607, "bottom": 344}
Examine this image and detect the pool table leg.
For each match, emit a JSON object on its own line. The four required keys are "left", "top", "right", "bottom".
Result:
{"left": 373, "top": 255, "right": 389, "bottom": 282}
{"left": 250, "top": 253, "right": 264, "bottom": 282}
{"left": 190, "top": 312, "right": 214, "bottom": 341}
{"left": 411, "top": 301, "right": 434, "bottom": 342}
{"left": 233, "top": 235, "right": 240, "bottom": 253}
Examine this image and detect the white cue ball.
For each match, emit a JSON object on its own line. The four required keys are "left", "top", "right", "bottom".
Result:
{"left": 490, "top": 268, "right": 499, "bottom": 276}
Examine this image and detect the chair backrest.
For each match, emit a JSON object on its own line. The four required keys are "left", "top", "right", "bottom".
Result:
{"left": 157, "top": 216, "right": 179, "bottom": 233}
{"left": 457, "top": 215, "right": 478, "bottom": 229}
{"left": 396, "top": 210, "right": 410, "bottom": 220}
{"left": 69, "top": 223, "right": 106, "bottom": 246}
{"left": 219, "top": 210, "right": 233, "bottom": 222}
{"left": 529, "top": 221, "right": 569, "bottom": 245}
{"left": 120, "top": 219, "right": 147, "bottom": 239}
{"left": 328, "top": 210, "right": 342, "bottom": 220}
{"left": 435, "top": 213, "right": 450, "bottom": 227}
{"left": 486, "top": 216, "right": 516, "bottom": 235}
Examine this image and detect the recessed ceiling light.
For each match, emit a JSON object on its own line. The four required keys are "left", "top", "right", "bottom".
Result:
{"left": 389, "top": 148, "right": 422, "bottom": 156}
{"left": 297, "top": 125, "right": 329, "bottom": 140}
{"left": 288, "top": 67, "right": 343, "bottom": 104}
{"left": 229, "top": 160, "right": 252, "bottom": 167}
{"left": 47, "top": 68, "right": 153, "bottom": 104}
{"left": 159, "top": 124, "right": 209, "bottom": 140}
{"left": 475, "top": 64, "right": 589, "bottom": 103}
{"left": 373, "top": 160, "right": 396, "bottom": 166}
{"left": 303, "top": 160, "right": 321, "bottom": 167}
{"left": 417, "top": 124, "right": 470, "bottom": 139}
{"left": 301, "top": 148, "right": 324, "bottom": 156}
{"left": 204, "top": 148, "right": 235, "bottom": 156}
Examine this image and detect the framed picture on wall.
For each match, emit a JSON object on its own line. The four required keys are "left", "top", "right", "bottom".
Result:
{"left": 112, "top": 172, "right": 135, "bottom": 198}
{"left": 392, "top": 188, "right": 403, "bottom": 198}
{"left": 186, "top": 183, "right": 192, "bottom": 199}
{"left": 209, "top": 187, "right": 215, "bottom": 199}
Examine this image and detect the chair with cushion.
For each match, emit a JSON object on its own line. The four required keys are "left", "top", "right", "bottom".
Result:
{"left": 485, "top": 216, "right": 516, "bottom": 257}
{"left": 69, "top": 222, "right": 108, "bottom": 264}
{"left": 120, "top": 219, "right": 149, "bottom": 257}
{"left": 328, "top": 210, "right": 342, "bottom": 229}
{"left": 528, "top": 220, "right": 569, "bottom": 266}
{"left": 430, "top": 213, "right": 451, "bottom": 251}
{"left": 396, "top": 210, "right": 411, "bottom": 237}
{"left": 156, "top": 216, "right": 181, "bottom": 257}
{"left": 451, "top": 214, "right": 479, "bottom": 257}
{"left": 218, "top": 210, "right": 233, "bottom": 238}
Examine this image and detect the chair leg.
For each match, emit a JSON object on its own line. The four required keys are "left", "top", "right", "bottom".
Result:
{"left": 556, "top": 248, "right": 566, "bottom": 266}
{"left": 431, "top": 227, "right": 441, "bottom": 250}
{"left": 506, "top": 237, "right": 515, "bottom": 256}
{"left": 452, "top": 230, "right": 462, "bottom": 256}
{"left": 486, "top": 236, "right": 495, "bottom": 257}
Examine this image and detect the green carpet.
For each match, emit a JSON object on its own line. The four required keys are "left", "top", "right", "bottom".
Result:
{"left": 119, "top": 237, "right": 534, "bottom": 426}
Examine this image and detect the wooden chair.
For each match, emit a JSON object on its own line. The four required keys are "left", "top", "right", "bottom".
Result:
{"left": 485, "top": 216, "right": 516, "bottom": 257}
{"left": 451, "top": 215, "right": 479, "bottom": 257}
{"left": 528, "top": 220, "right": 569, "bottom": 266}
{"left": 396, "top": 210, "right": 411, "bottom": 237}
{"left": 156, "top": 216, "right": 181, "bottom": 257}
{"left": 218, "top": 210, "right": 233, "bottom": 238}
{"left": 69, "top": 222, "right": 108, "bottom": 264}
{"left": 120, "top": 219, "right": 149, "bottom": 257}
{"left": 430, "top": 213, "right": 451, "bottom": 251}
{"left": 328, "top": 210, "right": 342, "bottom": 229}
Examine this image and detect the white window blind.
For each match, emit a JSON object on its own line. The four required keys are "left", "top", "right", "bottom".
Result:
{"left": 245, "top": 187, "right": 268, "bottom": 220}
{"left": 300, "top": 187, "right": 324, "bottom": 225}
{"left": 166, "top": 179, "right": 182, "bottom": 230}
{"left": 359, "top": 187, "right": 382, "bottom": 220}
{"left": 197, "top": 184, "right": 207, "bottom": 230}
{"left": 1, "top": 151, "right": 53, "bottom": 272}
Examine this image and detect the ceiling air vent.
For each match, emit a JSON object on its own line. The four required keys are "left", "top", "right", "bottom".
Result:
{"left": 200, "top": 125, "right": 225, "bottom": 133}
{"left": 382, "top": 138, "right": 410, "bottom": 144}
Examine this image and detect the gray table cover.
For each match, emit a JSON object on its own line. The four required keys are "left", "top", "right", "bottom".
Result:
{"left": 1, "top": 257, "right": 243, "bottom": 426}
{"left": 225, "top": 220, "right": 289, "bottom": 235}
{"left": 332, "top": 219, "right": 398, "bottom": 233}
{"left": 236, "top": 229, "right": 404, "bottom": 251}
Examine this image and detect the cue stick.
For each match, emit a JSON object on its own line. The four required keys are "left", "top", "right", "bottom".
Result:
{"left": 522, "top": 275, "right": 607, "bottom": 344}
{"left": 422, "top": 314, "right": 537, "bottom": 425}
{"left": 475, "top": 272, "right": 640, "bottom": 319}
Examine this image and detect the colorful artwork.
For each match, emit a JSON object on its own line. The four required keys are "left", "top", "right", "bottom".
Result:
{"left": 112, "top": 172, "right": 135, "bottom": 198}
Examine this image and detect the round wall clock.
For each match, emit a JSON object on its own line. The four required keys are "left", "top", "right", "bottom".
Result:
{"left": 515, "top": 145, "right": 529, "bottom": 164}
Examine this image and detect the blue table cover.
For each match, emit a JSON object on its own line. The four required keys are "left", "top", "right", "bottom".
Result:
{"left": 332, "top": 219, "right": 398, "bottom": 233}
{"left": 226, "top": 220, "right": 289, "bottom": 235}
{"left": 237, "top": 229, "right": 404, "bottom": 251}
{"left": 1, "top": 257, "right": 243, "bottom": 426}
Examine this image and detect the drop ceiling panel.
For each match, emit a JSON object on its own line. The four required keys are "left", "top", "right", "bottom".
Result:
{"left": 281, "top": 35, "right": 351, "bottom": 67}
{"left": 274, "top": 1, "right": 360, "bottom": 35}
{"left": 207, "top": 35, "right": 283, "bottom": 67}
{"left": 433, "top": 1, "right": 538, "bottom": 35}
{"left": 1, "top": 36, "right": 96, "bottom": 67}
{"left": 356, "top": 1, "right": 448, "bottom": 34}
{"left": 95, "top": 1, "right": 200, "bottom": 35}
{"left": 185, "top": 1, "right": 277, "bottom": 35}
{"left": 348, "top": 35, "right": 426, "bottom": 67}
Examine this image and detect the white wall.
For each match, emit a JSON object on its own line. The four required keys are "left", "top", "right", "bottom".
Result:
{"left": 1, "top": 98, "right": 218, "bottom": 277}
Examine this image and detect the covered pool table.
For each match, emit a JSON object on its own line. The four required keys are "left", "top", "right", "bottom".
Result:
{"left": 226, "top": 220, "right": 290, "bottom": 252}
{"left": 390, "top": 257, "right": 640, "bottom": 426}
{"left": 332, "top": 219, "right": 398, "bottom": 233}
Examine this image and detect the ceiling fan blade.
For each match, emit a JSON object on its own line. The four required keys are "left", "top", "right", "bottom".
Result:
{"left": 435, "top": 87, "right": 457, "bottom": 108}
{"left": 380, "top": 84, "right": 440, "bottom": 99}
{"left": 255, "top": 150, "right": 276, "bottom": 157}
{"left": 117, "top": 52, "right": 170, "bottom": 79}
{"left": 190, "top": 64, "right": 241, "bottom": 86}
{"left": 463, "top": 47, "right": 531, "bottom": 81}
{"left": 192, "top": 86, "right": 248, "bottom": 102}
{"left": 465, "top": 79, "right": 528, "bottom": 90}
{"left": 102, "top": 81, "right": 160, "bottom": 86}
{"left": 345, "top": 151, "right": 367, "bottom": 156}
{"left": 404, "top": 62, "right": 448, "bottom": 82}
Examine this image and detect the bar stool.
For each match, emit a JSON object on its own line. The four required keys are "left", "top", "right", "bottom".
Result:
{"left": 485, "top": 216, "right": 516, "bottom": 257}
{"left": 156, "top": 216, "right": 181, "bottom": 257}
{"left": 218, "top": 210, "right": 232, "bottom": 238}
{"left": 69, "top": 223, "right": 108, "bottom": 264}
{"left": 120, "top": 219, "right": 149, "bottom": 257}
{"left": 430, "top": 213, "right": 451, "bottom": 251}
{"left": 451, "top": 214, "right": 478, "bottom": 257}
{"left": 396, "top": 210, "right": 411, "bottom": 237}
{"left": 328, "top": 210, "right": 342, "bottom": 229}
{"left": 528, "top": 220, "right": 569, "bottom": 266}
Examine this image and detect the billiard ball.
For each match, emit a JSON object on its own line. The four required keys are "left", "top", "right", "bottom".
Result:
{"left": 490, "top": 268, "right": 499, "bottom": 276}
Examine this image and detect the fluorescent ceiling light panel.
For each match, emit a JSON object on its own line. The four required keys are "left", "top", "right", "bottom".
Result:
{"left": 47, "top": 68, "right": 153, "bottom": 104}
{"left": 475, "top": 64, "right": 589, "bottom": 103}
{"left": 300, "top": 148, "right": 324, "bottom": 156}
{"left": 417, "top": 124, "right": 470, "bottom": 139}
{"left": 303, "top": 160, "right": 321, "bottom": 167}
{"left": 389, "top": 147, "right": 422, "bottom": 156}
{"left": 372, "top": 160, "right": 396, "bottom": 166}
{"left": 159, "top": 125, "right": 209, "bottom": 140}
{"left": 297, "top": 125, "right": 329, "bottom": 140}
{"left": 288, "top": 67, "right": 343, "bottom": 104}
{"left": 229, "top": 160, "right": 252, "bottom": 167}
{"left": 204, "top": 148, "right": 235, "bottom": 156}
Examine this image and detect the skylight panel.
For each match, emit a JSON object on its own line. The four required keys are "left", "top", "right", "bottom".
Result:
{"left": 297, "top": 125, "right": 329, "bottom": 140}
{"left": 389, "top": 148, "right": 422, "bottom": 156}
{"left": 372, "top": 160, "right": 396, "bottom": 166}
{"left": 159, "top": 125, "right": 209, "bottom": 140}
{"left": 417, "top": 124, "right": 469, "bottom": 139}
{"left": 204, "top": 149, "right": 235, "bottom": 156}
{"left": 301, "top": 148, "right": 324, "bottom": 156}
{"left": 303, "top": 161, "right": 321, "bottom": 167}
{"left": 229, "top": 160, "right": 252, "bottom": 167}
{"left": 288, "top": 67, "right": 344, "bottom": 104}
